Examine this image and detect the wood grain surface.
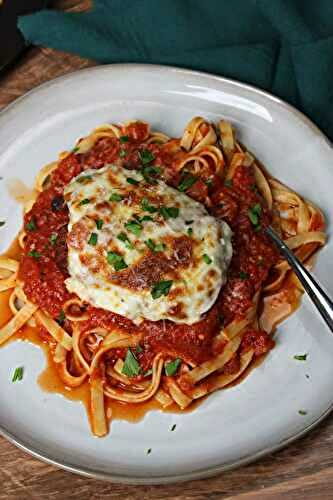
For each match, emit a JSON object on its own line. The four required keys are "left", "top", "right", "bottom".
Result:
{"left": 1, "top": 1, "right": 333, "bottom": 498}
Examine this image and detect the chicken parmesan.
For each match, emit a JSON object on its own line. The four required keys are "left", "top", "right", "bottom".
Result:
{"left": 0, "top": 117, "right": 326, "bottom": 437}
{"left": 64, "top": 164, "right": 232, "bottom": 324}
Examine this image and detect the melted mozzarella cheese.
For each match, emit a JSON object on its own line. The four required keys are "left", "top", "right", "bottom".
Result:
{"left": 64, "top": 164, "right": 232, "bottom": 325}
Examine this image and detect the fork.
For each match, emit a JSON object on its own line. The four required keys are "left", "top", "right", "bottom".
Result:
{"left": 266, "top": 226, "right": 333, "bottom": 333}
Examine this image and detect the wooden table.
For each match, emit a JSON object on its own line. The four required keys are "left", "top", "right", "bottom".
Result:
{"left": 1, "top": 1, "right": 333, "bottom": 498}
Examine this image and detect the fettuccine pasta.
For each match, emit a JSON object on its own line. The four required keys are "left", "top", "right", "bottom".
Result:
{"left": 0, "top": 117, "right": 325, "bottom": 436}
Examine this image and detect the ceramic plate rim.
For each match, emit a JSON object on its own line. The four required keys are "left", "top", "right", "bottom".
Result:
{"left": 0, "top": 63, "right": 332, "bottom": 484}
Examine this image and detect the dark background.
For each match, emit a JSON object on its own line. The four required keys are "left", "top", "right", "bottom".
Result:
{"left": 0, "top": 0, "right": 48, "bottom": 72}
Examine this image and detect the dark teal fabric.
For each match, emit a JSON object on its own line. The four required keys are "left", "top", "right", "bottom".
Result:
{"left": 18, "top": 0, "right": 333, "bottom": 140}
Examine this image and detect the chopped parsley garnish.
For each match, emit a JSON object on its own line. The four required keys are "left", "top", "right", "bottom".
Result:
{"left": 151, "top": 280, "right": 173, "bottom": 299}
{"left": 145, "top": 239, "right": 166, "bottom": 253}
{"left": 26, "top": 218, "right": 36, "bottom": 231}
{"left": 88, "top": 232, "right": 98, "bottom": 246}
{"left": 294, "top": 354, "right": 308, "bottom": 361}
{"left": 28, "top": 250, "right": 41, "bottom": 259}
{"left": 298, "top": 410, "right": 307, "bottom": 416}
{"left": 49, "top": 233, "right": 58, "bottom": 245}
{"left": 205, "top": 178, "right": 214, "bottom": 188}
{"left": 202, "top": 254, "right": 212, "bottom": 265}
{"left": 77, "top": 175, "right": 92, "bottom": 183}
{"left": 248, "top": 203, "right": 262, "bottom": 228}
{"left": 154, "top": 243, "right": 166, "bottom": 252}
{"left": 117, "top": 232, "right": 133, "bottom": 249}
{"left": 145, "top": 239, "right": 156, "bottom": 252}
{"left": 79, "top": 198, "right": 90, "bottom": 206}
{"left": 126, "top": 177, "right": 140, "bottom": 185}
{"left": 139, "top": 215, "right": 154, "bottom": 223}
{"left": 187, "top": 227, "right": 193, "bottom": 237}
{"left": 239, "top": 271, "right": 249, "bottom": 279}
{"left": 107, "top": 251, "right": 128, "bottom": 271}
{"left": 12, "top": 367, "right": 24, "bottom": 383}
{"left": 159, "top": 206, "right": 179, "bottom": 220}
{"left": 119, "top": 149, "right": 126, "bottom": 158}
{"left": 139, "top": 149, "right": 155, "bottom": 165}
{"left": 224, "top": 179, "right": 233, "bottom": 187}
{"left": 185, "top": 220, "right": 194, "bottom": 225}
{"left": 71, "top": 146, "right": 79, "bottom": 153}
{"left": 96, "top": 219, "right": 104, "bottom": 230}
{"left": 125, "top": 220, "right": 142, "bottom": 236}
{"left": 109, "top": 193, "right": 123, "bottom": 202}
{"left": 120, "top": 135, "right": 129, "bottom": 143}
{"left": 165, "top": 358, "right": 181, "bottom": 376}
{"left": 141, "top": 197, "right": 158, "bottom": 213}
{"left": 57, "top": 309, "right": 66, "bottom": 325}
{"left": 170, "top": 424, "right": 177, "bottom": 431}
{"left": 142, "top": 165, "right": 161, "bottom": 184}
{"left": 178, "top": 172, "right": 197, "bottom": 192}
{"left": 135, "top": 345, "right": 143, "bottom": 354}
{"left": 146, "top": 448, "right": 152, "bottom": 455}
{"left": 122, "top": 348, "right": 141, "bottom": 377}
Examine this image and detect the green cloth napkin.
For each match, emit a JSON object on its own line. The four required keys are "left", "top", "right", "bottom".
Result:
{"left": 18, "top": 0, "right": 333, "bottom": 141}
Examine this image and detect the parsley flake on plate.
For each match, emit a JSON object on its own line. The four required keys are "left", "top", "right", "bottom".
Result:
{"left": 12, "top": 367, "right": 24, "bottom": 382}
{"left": 294, "top": 354, "right": 308, "bottom": 361}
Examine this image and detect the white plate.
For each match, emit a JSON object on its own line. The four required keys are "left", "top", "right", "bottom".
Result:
{"left": 0, "top": 64, "right": 332, "bottom": 484}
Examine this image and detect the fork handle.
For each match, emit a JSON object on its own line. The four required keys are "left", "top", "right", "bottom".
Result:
{"left": 266, "top": 226, "right": 333, "bottom": 333}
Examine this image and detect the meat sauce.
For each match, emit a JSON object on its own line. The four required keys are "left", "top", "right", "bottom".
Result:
{"left": 19, "top": 124, "right": 278, "bottom": 372}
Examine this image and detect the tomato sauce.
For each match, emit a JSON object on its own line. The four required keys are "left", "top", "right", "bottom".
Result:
{"left": 19, "top": 124, "right": 279, "bottom": 370}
